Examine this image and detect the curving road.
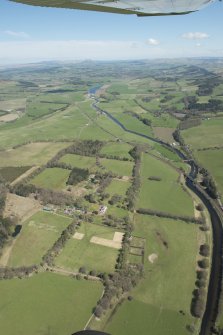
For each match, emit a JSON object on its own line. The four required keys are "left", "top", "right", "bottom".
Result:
{"left": 90, "top": 92, "right": 223, "bottom": 335}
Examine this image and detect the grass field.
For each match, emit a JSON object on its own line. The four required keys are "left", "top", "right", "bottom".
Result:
{"left": 106, "top": 179, "right": 131, "bottom": 197}
{"left": 8, "top": 212, "right": 72, "bottom": 266}
{"left": 0, "top": 166, "right": 31, "bottom": 182}
{"left": 100, "top": 158, "right": 133, "bottom": 176}
{"left": 0, "top": 272, "right": 102, "bottom": 335}
{"left": 0, "top": 142, "right": 69, "bottom": 167}
{"left": 0, "top": 98, "right": 26, "bottom": 111}
{"left": 182, "top": 118, "right": 223, "bottom": 149}
{"left": 106, "top": 214, "right": 198, "bottom": 335}
{"left": 56, "top": 223, "right": 120, "bottom": 273}
{"left": 196, "top": 149, "right": 223, "bottom": 199}
{"left": 31, "top": 167, "right": 70, "bottom": 190}
{"left": 0, "top": 104, "right": 113, "bottom": 149}
{"left": 137, "top": 153, "right": 194, "bottom": 216}
{"left": 60, "top": 154, "right": 96, "bottom": 170}
{"left": 100, "top": 142, "right": 133, "bottom": 159}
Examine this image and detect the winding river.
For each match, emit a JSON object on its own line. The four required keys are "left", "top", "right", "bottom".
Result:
{"left": 90, "top": 88, "right": 223, "bottom": 335}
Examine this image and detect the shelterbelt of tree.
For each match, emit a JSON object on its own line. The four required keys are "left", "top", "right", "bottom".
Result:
{"left": 91, "top": 89, "right": 223, "bottom": 335}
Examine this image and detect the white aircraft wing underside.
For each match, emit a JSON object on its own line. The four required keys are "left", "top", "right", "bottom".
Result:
{"left": 10, "top": 0, "right": 216, "bottom": 15}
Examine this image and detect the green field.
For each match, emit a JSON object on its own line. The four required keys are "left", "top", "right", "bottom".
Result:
{"left": 100, "top": 158, "right": 133, "bottom": 176}
{"left": 31, "top": 167, "right": 70, "bottom": 190}
{"left": 100, "top": 141, "right": 133, "bottom": 159}
{"left": 138, "top": 153, "right": 194, "bottom": 216}
{"left": 8, "top": 212, "right": 72, "bottom": 266}
{"left": 182, "top": 118, "right": 223, "bottom": 149}
{"left": 0, "top": 142, "right": 69, "bottom": 167}
{"left": 60, "top": 154, "right": 96, "bottom": 170}
{"left": 56, "top": 223, "right": 120, "bottom": 273}
{"left": 0, "top": 272, "right": 102, "bottom": 335}
{"left": 106, "top": 179, "right": 131, "bottom": 197}
{"left": 196, "top": 149, "right": 223, "bottom": 199}
{"left": 106, "top": 214, "right": 198, "bottom": 335}
{"left": 0, "top": 104, "right": 113, "bottom": 149}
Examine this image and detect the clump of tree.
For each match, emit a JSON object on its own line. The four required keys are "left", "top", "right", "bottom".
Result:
{"left": 0, "top": 179, "right": 17, "bottom": 252}
{"left": 196, "top": 203, "right": 204, "bottom": 211}
{"left": 12, "top": 183, "right": 37, "bottom": 197}
{"left": 67, "top": 167, "right": 89, "bottom": 186}
{"left": 202, "top": 173, "right": 218, "bottom": 199}
{"left": 198, "top": 258, "right": 209, "bottom": 269}
{"left": 94, "top": 264, "right": 143, "bottom": 318}
{"left": 108, "top": 194, "right": 122, "bottom": 205}
{"left": 191, "top": 288, "right": 206, "bottom": 318}
{"left": 67, "top": 140, "right": 104, "bottom": 157}
{"left": 0, "top": 178, "right": 7, "bottom": 216}
{"left": 103, "top": 215, "right": 129, "bottom": 230}
{"left": 126, "top": 146, "right": 142, "bottom": 211}
{"left": 0, "top": 217, "right": 17, "bottom": 251}
{"left": 200, "top": 244, "right": 210, "bottom": 257}
{"left": 37, "top": 188, "right": 74, "bottom": 206}
{"left": 96, "top": 172, "right": 113, "bottom": 193}
{"left": 148, "top": 176, "right": 162, "bottom": 181}
{"left": 0, "top": 265, "right": 38, "bottom": 280}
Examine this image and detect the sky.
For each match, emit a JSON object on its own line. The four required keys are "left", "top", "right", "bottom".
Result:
{"left": 0, "top": 0, "right": 223, "bottom": 64}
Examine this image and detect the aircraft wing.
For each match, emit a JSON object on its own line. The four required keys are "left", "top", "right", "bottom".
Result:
{"left": 10, "top": 0, "right": 216, "bottom": 16}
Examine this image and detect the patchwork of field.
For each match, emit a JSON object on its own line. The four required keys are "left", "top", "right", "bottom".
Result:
{"left": 31, "top": 167, "right": 70, "bottom": 190}
{"left": 56, "top": 223, "right": 121, "bottom": 273}
{"left": 0, "top": 105, "right": 113, "bottom": 149}
{"left": 7, "top": 212, "right": 72, "bottom": 266}
{"left": 1, "top": 61, "right": 220, "bottom": 335}
{"left": 0, "top": 272, "right": 102, "bottom": 335}
{"left": 0, "top": 142, "right": 69, "bottom": 167}
{"left": 196, "top": 149, "right": 223, "bottom": 199}
{"left": 106, "top": 214, "right": 198, "bottom": 335}
{"left": 137, "top": 153, "right": 194, "bottom": 216}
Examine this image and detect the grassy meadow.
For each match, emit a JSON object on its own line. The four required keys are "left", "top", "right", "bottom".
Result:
{"left": 31, "top": 167, "right": 70, "bottom": 190}
{"left": 138, "top": 153, "right": 194, "bottom": 216}
{"left": 182, "top": 118, "right": 223, "bottom": 149}
{"left": 100, "top": 141, "right": 133, "bottom": 159}
{"left": 60, "top": 154, "right": 96, "bottom": 170}
{"left": 0, "top": 272, "right": 102, "bottom": 335}
{"left": 100, "top": 158, "right": 133, "bottom": 176}
{"left": 106, "top": 179, "right": 131, "bottom": 197}
{"left": 8, "top": 212, "right": 72, "bottom": 266}
{"left": 0, "top": 142, "right": 69, "bottom": 167}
